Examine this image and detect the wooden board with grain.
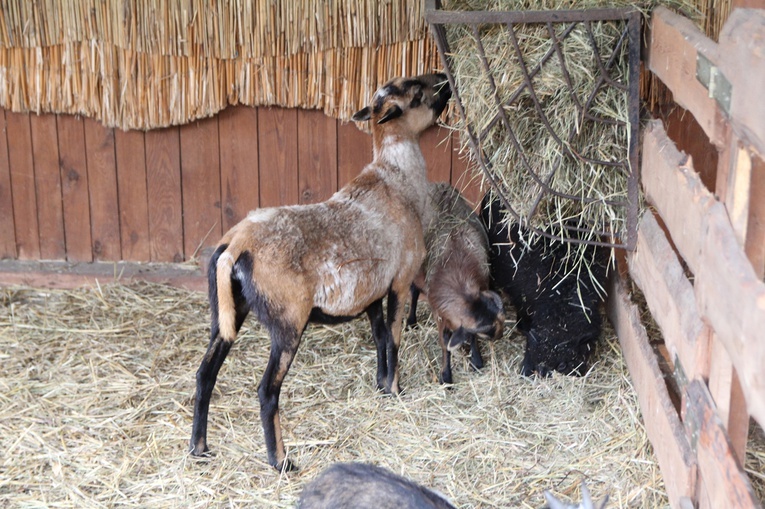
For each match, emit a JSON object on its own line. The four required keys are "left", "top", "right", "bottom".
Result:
{"left": 258, "top": 107, "right": 299, "bottom": 207}
{"left": 219, "top": 106, "right": 260, "bottom": 231}
{"left": 84, "top": 118, "right": 121, "bottom": 261}
{"left": 6, "top": 112, "right": 40, "bottom": 259}
{"left": 56, "top": 115, "right": 92, "bottom": 263}
{"left": 29, "top": 114, "right": 65, "bottom": 260}
{"left": 114, "top": 129, "right": 150, "bottom": 261}
{"left": 337, "top": 121, "right": 372, "bottom": 188}
{"left": 145, "top": 127, "right": 184, "bottom": 263}
{"left": 0, "top": 110, "right": 16, "bottom": 258}
{"left": 606, "top": 271, "right": 697, "bottom": 508}
{"left": 180, "top": 117, "right": 222, "bottom": 260}
{"left": 298, "top": 109, "right": 337, "bottom": 204}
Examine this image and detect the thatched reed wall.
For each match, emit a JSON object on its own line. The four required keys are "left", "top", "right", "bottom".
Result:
{"left": 0, "top": 1, "right": 440, "bottom": 130}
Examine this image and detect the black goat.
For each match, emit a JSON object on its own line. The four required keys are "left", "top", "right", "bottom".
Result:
{"left": 480, "top": 195, "right": 609, "bottom": 377}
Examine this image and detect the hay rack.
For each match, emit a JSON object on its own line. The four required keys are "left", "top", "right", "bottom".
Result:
{"left": 425, "top": 1, "right": 641, "bottom": 250}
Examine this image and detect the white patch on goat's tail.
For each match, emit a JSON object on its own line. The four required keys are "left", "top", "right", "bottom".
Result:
{"left": 216, "top": 251, "right": 237, "bottom": 342}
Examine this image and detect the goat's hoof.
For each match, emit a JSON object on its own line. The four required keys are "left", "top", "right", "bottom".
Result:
{"left": 274, "top": 458, "right": 298, "bottom": 473}
{"left": 405, "top": 319, "right": 419, "bottom": 330}
{"left": 189, "top": 441, "right": 211, "bottom": 458}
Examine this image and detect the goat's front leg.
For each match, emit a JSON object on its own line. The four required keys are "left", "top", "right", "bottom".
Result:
{"left": 469, "top": 335, "right": 484, "bottom": 371}
{"left": 437, "top": 322, "right": 453, "bottom": 385}
{"left": 385, "top": 287, "right": 408, "bottom": 395}
{"left": 258, "top": 322, "right": 302, "bottom": 472}
{"left": 405, "top": 284, "right": 421, "bottom": 328}
{"left": 366, "top": 298, "right": 388, "bottom": 391}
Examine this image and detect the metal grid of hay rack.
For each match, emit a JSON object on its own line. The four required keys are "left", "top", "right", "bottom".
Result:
{"left": 426, "top": 1, "right": 641, "bottom": 250}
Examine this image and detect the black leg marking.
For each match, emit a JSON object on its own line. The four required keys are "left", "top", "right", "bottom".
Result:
{"left": 469, "top": 335, "right": 484, "bottom": 371}
{"left": 366, "top": 298, "right": 388, "bottom": 391}
{"left": 190, "top": 335, "right": 233, "bottom": 456}
{"left": 258, "top": 320, "right": 302, "bottom": 472}
{"left": 406, "top": 283, "right": 420, "bottom": 328}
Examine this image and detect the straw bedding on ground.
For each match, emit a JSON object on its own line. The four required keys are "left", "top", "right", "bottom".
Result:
{"left": 1, "top": 281, "right": 762, "bottom": 507}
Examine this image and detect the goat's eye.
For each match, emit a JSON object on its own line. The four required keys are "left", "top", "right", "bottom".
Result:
{"left": 556, "top": 362, "right": 568, "bottom": 372}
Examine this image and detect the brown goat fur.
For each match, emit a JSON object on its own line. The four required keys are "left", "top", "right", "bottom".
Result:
{"left": 189, "top": 74, "right": 451, "bottom": 471}
{"left": 407, "top": 183, "right": 504, "bottom": 384}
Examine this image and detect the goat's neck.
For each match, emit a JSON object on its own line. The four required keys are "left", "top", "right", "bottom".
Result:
{"left": 373, "top": 133, "right": 425, "bottom": 172}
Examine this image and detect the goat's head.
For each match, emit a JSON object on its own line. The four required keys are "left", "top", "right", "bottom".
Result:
{"left": 352, "top": 73, "right": 451, "bottom": 137}
{"left": 441, "top": 290, "right": 505, "bottom": 352}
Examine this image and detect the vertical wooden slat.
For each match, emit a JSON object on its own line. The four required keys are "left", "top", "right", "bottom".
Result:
{"left": 451, "top": 136, "right": 483, "bottom": 207}
{"left": 337, "top": 121, "right": 372, "bottom": 188}
{"left": 0, "top": 110, "right": 16, "bottom": 258}
{"left": 420, "top": 124, "right": 452, "bottom": 183}
{"left": 298, "top": 109, "right": 337, "bottom": 204}
{"left": 115, "top": 129, "right": 150, "bottom": 261}
{"left": 219, "top": 106, "right": 260, "bottom": 231}
{"left": 180, "top": 116, "right": 222, "bottom": 260}
{"left": 30, "top": 114, "right": 66, "bottom": 260}
{"left": 57, "top": 115, "right": 92, "bottom": 262}
{"left": 84, "top": 118, "right": 121, "bottom": 261}
{"left": 258, "top": 107, "right": 298, "bottom": 207}
{"left": 146, "top": 127, "right": 183, "bottom": 263}
{"left": 745, "top": 154, "right": 765, "bottom": 277}
{"left": 6, "top": 111, "right": 40, "bottom": 259}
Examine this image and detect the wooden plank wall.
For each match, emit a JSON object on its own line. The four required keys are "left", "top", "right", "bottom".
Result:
{"left": 605, "top": 7, "right": 765, "bottom": 509}
{"left": 0, "top": 106, "right": 479, "bottom": 264}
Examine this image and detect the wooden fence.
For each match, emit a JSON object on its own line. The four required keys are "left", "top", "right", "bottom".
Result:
{"left": 608, "top": 7, "right": 765, "bottom": 508}
{"left": 0, "top": 106, "right": 477, "bottom": 265}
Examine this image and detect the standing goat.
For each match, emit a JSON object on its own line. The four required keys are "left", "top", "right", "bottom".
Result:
{"left": 480, "top": 194, "right": 609, "bottom": 378}
{"left": 407, "top": 182, "right": 504, "bottom": 384}
{"left": 189, "top": 74, "right": 451, "bottom": 471}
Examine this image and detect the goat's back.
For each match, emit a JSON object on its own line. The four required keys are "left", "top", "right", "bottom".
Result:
{"left": 298, "top": 463, "right": 456, "bottom": 509}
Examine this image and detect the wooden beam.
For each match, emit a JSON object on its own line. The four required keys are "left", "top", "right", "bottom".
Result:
{"left": 718, "top": 8, "right": 765, "bottom": 158}
{"left": 683, "top": 380, "right": 762, "bottom": 509}
{"left": 642, "top": 120, "right": 765, "bottom": 430}
{"left": 0, "top": 259, "right": 205, "bottom": 292}
{"left": 640, "top": 120, "right": 713, "bottom": 274}
{"left": 694, "top": 199, "right": 765, "bottom": 429}
{"left": 647, "top": 7, "right": 728, "bottom": 149}
{"left": 606, "top": 272, "right": 697, "bottom": 508}
{"left": 627, "top": 212, "right": 707, "bottom": 381}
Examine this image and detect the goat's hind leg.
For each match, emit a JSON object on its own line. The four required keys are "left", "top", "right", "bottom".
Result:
{"left": 190, "top": 245, "right": 249, "bottom": 456}
{"left": 366, "top": 298, "right": 389, "bottom": 391}
{"left": 258, "top": 319, "right": 303, "bottom": 472}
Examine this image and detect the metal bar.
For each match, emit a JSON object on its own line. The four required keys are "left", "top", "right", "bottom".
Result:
{"left": 625, "top": 11, "right": 641, "bottom": 250}
{"left": 426, "top": 7, "right": 634, "bottom": 25}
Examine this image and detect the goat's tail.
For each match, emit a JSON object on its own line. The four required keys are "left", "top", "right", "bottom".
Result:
{"left": 210, "top": 244, "right": 239, "bottom": 342}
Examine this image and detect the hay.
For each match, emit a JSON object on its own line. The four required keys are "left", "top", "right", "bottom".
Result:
{"left": 0, "top": 281, "right": 672, "bottom": 507}
{"left": 3, "top": 281, "right": 762, "bottom": 507}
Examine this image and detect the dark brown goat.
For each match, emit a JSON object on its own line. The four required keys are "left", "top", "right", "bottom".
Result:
{"left": 407, "top": 182, "right": 504, "bottom": 384}
{"left": 298, "top": 462, "right": 457, "bottom": 509}
{"left": 189, "top": 74, "right": 451, "bottom": 471}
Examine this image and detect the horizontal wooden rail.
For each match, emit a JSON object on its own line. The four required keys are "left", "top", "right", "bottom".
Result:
{"left": 648, "top": 7, "right": 765, "bottom": 157}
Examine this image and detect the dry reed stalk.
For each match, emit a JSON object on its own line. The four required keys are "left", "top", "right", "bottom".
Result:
{"left": 0, "top": 1, "right": 439, "bottom": 129}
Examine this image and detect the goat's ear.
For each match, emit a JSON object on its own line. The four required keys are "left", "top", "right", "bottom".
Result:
{"left": 351, "top": 106, "right": 371, "bottom": 122}
{"left": 446, "top": 327, "right": 469, "bottom": 352}
{"left": 377, "top": 104, "right": 403, "bottom": 124}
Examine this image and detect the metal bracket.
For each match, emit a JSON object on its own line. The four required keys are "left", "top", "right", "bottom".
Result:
{"left": 696, "top": 53, "right": 732, "bottom": 116}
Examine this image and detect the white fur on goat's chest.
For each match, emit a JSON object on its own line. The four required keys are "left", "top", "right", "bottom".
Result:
{"left": 312, "top": 153, "right": 427, "bottom": 314}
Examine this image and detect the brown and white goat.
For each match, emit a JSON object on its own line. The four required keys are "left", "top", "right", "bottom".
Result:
{"left": 189, "top": 73, "right": 451, "bottom": 471}
{"left": 407, "top": 182, "right": 504, "bottom": 384}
